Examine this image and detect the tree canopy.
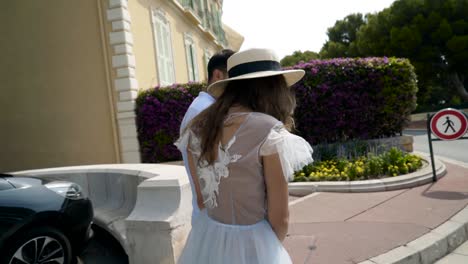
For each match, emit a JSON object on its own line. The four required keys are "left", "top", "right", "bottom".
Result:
{"left": 320, "top": 13, "right": 366, "bottom": 58}
{"left": 280, "top": 50, "right": 320, "bottom": 67}
{"left": 321, "top": 0, "right": 468, "bottom": 106}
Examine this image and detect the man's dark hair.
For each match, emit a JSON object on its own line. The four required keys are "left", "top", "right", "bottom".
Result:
{"left": 207, "top": 49, "right": 235, "bottom": 82}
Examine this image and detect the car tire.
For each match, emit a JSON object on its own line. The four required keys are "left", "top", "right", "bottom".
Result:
{"left": 1, "top": 226, "right": 72, "bottom": 264}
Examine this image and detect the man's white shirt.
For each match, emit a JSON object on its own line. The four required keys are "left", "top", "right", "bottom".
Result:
{"left": 179, "top": 92, "right": 215, "bottom": 220}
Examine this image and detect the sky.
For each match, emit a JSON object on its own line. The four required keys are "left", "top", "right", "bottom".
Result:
{"left": 222, "top": 0, "right": 396, "bottom": 59}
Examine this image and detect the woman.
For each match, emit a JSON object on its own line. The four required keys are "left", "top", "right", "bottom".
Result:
{"left": 175, "top": 48, "right": 313, "bottom": 264}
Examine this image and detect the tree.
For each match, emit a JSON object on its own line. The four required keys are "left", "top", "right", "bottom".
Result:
{"left": 320, "top": 13, "right": 366, "bottom": 58}
{"left": 355, "top": 0, "right": 468, "bottom": 103}
{"left": 280, "top": 50, "right": 320, "bottom": 67}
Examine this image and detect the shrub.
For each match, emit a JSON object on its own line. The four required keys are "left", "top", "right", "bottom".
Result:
{"left": 135, "top": 57, "right": 418, "bottom": 163}
{"left": 293, "top": 147, "right": 423, "bottom": 182}
{"left": 135, "top": 83, "right": 204, "bottom": 163}
{"left": 291, "top": 57, "right": 418, "bottom": 145}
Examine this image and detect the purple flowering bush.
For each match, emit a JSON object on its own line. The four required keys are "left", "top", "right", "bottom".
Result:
{"left": 136, "top": 57, "right": 417, "bottom": 163}
{"left": 135, "top": 83, "right": 204, "bottom": 163}
{"left": 291, "top": 57, "right": 417, "bottom": 145}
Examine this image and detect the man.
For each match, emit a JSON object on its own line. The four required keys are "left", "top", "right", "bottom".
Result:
{"left": 179, "top": 49, "right": 235, "bottom": 222}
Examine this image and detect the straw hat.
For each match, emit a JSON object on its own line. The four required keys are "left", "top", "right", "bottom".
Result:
{"left": 207, "top": 48, "right": 305, "bottom": 97}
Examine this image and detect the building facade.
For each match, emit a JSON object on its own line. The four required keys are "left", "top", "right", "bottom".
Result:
{"left": 0, "top": 0, "right": 243, "bottom": 172}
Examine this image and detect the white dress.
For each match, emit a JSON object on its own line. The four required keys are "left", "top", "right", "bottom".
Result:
{"left": 175, "top": 112, "right": 313, "bottom": 264}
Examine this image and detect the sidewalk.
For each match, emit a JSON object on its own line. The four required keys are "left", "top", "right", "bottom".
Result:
{"left": 284, "top": 161, "right": 468, "bottom": 264}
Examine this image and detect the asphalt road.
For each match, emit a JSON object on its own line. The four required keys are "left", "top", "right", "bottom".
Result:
{"left": 404, "top": 129, "right": 468, "bottom": 163}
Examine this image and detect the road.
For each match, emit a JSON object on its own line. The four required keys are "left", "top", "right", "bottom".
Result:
{"left": 404, "top": 129, "right": 468, "bottom": 163}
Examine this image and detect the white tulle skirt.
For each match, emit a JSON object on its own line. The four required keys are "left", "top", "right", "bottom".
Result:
{"left": 178, "top": 212, "right": 292, "bottom": 264}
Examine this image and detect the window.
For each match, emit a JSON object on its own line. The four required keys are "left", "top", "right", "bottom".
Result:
{"left": 184, "top": 33, "right": 199, "bottom": 82}
{"left": 151, "top": 8, "right": 175, "bottom": 86}
{"left": 204, "top": 49, "right": 212, "bottom": 80}
{"left": 200, "top": 0, "right": 208, "bottom": 27}
{"left": 189, "top": 0, "right": 199, "bottom": 11}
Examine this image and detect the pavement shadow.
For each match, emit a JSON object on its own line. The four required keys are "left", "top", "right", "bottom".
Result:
{"left": 423, "top": 190, "right": 468, "bottom": 200}
{"left": 420, "top": 182, "right": 468, "bottom": 200}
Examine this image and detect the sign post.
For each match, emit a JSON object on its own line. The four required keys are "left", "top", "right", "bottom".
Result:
{"left": 427, "top": 108, "right": 468, "bottom": 182}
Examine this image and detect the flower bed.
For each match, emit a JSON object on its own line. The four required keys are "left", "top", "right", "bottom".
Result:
{"left": 293, "top": 147, "right": 423, "bottom": 182}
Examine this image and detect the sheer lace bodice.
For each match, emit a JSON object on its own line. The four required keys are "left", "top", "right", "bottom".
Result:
{"left": 176, "top": 112, "right": 313, "bottom": 225}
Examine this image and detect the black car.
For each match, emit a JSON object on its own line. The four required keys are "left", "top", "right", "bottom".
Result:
{"left": 0, "top": 173, "right": 93, "bottom": 264}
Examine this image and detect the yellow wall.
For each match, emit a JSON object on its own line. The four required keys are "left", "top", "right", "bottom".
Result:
{"left": 132, "top": 0, "right": 221, "bottom": 89}
{"left": 130, "top": 0, "right": 159, "bottom": 89}
{"left": 0, "top": 1, "right": 118, "bottom": 171}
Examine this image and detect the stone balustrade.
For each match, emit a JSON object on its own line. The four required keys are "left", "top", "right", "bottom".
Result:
{"left": 13, "top": 164, "right": 192, "bottom": 264}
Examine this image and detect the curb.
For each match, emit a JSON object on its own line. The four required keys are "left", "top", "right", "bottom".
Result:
{"left": 403, "top": 128, "right": 427, "bottom": 131}
{"left": 358, "top": 155, "right": 468, "bottom": 264}
{"left": 288, "top": 154, "right": 446, "bottom": 196}
{"left": 288, "top": 192, "right": 320, "bottom": 206}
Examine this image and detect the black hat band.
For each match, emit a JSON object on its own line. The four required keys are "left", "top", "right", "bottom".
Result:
{"left": 228, "top": 60, "right": 282, "bottom": 78}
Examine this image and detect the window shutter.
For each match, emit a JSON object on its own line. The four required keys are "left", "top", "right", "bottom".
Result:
{"left": 160, "top": 24, "right": 169, "bottom": 84}
{"left": 204, "top": 49, "right": 211, "bottom": 80}
{"left": 191, "top": 46, "right": 199, "bottom": 81}
{"left": 162, "top": 23, "right": 175, "bottom": 84}
{"left": 184, "top": 33, "right": 198, "bottom": 82}
{"left": 152, "top": 9, "right": 175, "bottom": 86}
{"left": 185, "top": 41, "right": 194, "bottom": 81}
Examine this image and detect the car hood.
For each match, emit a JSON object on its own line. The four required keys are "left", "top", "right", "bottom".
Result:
{"left": 3, "top": 176, "right": 43, "bottom": 189}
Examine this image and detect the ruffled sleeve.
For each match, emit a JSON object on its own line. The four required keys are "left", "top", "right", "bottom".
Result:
{"left": 260, "top": 124, "right": 314, "bottom": 182}
{"left": 174, "top": 129, "right": 201, "bottom": 155}
{"left": 174, "top": 130, "right": 188, "bottom": 152}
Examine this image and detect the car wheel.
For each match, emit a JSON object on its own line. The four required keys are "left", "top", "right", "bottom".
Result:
{"left": 2, "top": 226, "right": 72, "bottom": 264}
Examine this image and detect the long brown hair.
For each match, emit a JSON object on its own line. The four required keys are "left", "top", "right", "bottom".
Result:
{"left": 189, "top": 75, "right": 296, "bottom": 165}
